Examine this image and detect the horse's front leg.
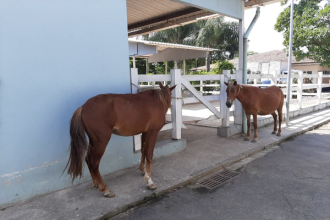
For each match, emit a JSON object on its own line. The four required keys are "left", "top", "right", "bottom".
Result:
{"left": 244, "top": 114, "right": 251, "bottom": 141}
{"left": 144, "top": 131, "right": 158, "bottom": 190}
{"left": 252, "top": 114, "right": 258, "bottom": 142}
{"left": 139, "top": 133, "right": 147, "bottom": 175}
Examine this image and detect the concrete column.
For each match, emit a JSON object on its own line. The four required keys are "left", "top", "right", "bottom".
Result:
{"left": 165, "top": 61, "right": 168, "bottom": 74}
{"left": 220, "top": 70, "right": 231, "bottom": 127}
{"left": 131, "top": 68, "right": 142, "bottom": 151}
{"left": 183, "top": 59, "right": 186, "bottom": 75}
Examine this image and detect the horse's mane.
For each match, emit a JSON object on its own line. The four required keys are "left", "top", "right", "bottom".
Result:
{"left": 152, "top": 89, "right": 171, "bottom": 112}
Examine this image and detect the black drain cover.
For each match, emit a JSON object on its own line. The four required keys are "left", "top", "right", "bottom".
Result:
{"left": 198, "top": 170, "right": 240, "bottom": 190}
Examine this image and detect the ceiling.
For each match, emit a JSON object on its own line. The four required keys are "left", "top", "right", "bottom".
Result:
{"left": 127, "top": 0, "right": 282, "bottom": 37}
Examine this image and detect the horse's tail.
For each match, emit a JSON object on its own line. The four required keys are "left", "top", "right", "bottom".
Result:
{"left": 63, "top": 107, "right": 88, "bottom": 183}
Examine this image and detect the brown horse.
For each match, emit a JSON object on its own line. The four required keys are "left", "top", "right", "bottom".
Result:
{"left": 224, "top": 81, "right": 284, "bottom": 142}
{"left": 64, "top": 83, "right": 176, "bottom": 197}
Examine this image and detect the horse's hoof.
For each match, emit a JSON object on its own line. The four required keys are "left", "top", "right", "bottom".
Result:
{"left": 104, "top": 191, "right": 116, "bottom": 198}
{"left": 147, "top": 184, "right": 157, "bottom": 190}
{"left": 251, "top": 139, "right": 257, "bottom": 143}
{"left": 276, "top": 133, "right": 281, "bottom": 137}
{"left": 244, "top": 137, "right": 250, "bottom": 141}
{"left": 271, "top": 131, "right": 276, "bottom": 135}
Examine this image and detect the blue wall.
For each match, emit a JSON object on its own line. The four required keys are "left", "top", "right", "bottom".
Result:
{"left": 0, "top": 1, "right": 138, "bottom": 207}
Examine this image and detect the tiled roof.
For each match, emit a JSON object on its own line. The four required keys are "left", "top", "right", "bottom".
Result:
{"left": 230, "top": 50, "right": 316, "bottom": 64}
{"left": 191, "top": 50, "right": 317, "bottom": 71}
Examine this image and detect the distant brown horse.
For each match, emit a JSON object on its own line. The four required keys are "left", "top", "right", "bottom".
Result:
{"left": 64, "top": 84, "right": 176, "bottom": 198}
{"left": 224, "top": 81, "right": 284, "bottom": 142}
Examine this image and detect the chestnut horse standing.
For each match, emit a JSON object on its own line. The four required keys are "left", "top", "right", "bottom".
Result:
{"left": 64, "top": 84, "right": 176, "bottom": 198}
{"left": 224, "top": 81, "right": 284, "bottom": 142}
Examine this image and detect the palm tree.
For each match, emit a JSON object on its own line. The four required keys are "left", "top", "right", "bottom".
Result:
{"left": 144, "top": 22, "right": 202, "bottom": 68}
{"left": 144, "top": 17, "right": 239, "bottom": 72}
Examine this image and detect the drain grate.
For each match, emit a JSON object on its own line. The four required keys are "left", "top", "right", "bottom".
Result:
{"left": 198, "top": 169, "right": 240, "bottom": 190}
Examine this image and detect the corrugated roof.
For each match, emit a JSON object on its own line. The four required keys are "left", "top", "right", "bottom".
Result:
{"left": 126, "top": 0, "right": 283, "bottom": 37}
{"left": 128, "top": 38, "right": 218, "bottom": 52}
{"left": 127, "top": 0, "right": 191, "bottom": 26}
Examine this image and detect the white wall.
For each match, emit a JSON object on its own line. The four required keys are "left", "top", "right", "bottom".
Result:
{"left": 0, "top": 0, "right": 134, "bottom": 207}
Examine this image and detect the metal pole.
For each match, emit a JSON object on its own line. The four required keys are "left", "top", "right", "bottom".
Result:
{"left": 242, "top": 7, "right": 260, "bottom": 133}
{"left": 286, "top": 0, "right": 294, "bottom": 125}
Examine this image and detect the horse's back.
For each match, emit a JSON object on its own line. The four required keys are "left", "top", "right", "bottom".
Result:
{"left": 81, "top": 91, "right": 166, "bottom": 136}
{"left": 244, "top": 86, "right": 284, "bottom": 115}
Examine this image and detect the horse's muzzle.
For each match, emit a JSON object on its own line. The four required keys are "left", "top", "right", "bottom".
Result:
{"left": 226, "top": 101, "right": 232, "bottom": 108}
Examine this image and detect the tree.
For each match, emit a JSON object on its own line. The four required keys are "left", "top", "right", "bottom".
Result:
{"left": 275, "top": 0, "right": 330, "bottom": 67}
{"left": 144, "top": 17, "right": 239, "bottom": 72}
{"left": 247, "top": 51, "right": 259, "bottom": 56}
{"left": 192, "top": 17, "right": 239, "bottom": 71}
{"left": 144, "top": 23, "right": 202, "bottom": 68}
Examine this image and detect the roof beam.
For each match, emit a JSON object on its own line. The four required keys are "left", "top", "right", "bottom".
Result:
{"left": 244, "top": 0, "right": 282, "bottom": 8}
{"left": 128, "top": 11, "right": 214, "bottom": 37}
{"left": 128, "top": 7, "right": 203, "bottom": 31}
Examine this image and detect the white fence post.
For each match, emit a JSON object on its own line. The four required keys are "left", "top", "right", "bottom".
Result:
{"left": 234, "top": 70, "right": 243, "bottom": 126}
{"left": 297, "top": 71, "right": 303, "bottom": 109}
{"left": 200, "top": 80, "right": 203, "bottom": 94}
{"left": 171, "top": 69, "right": 182, "bottom": 140}
{"left": 274, "top": 70, "right": 279, "bottom": 85}
{"left": 220, "top": 70, "right": 230, "bottom": 127}
{"left": 131, "top": 68, "right": 142, "bottom": 151}
{"left": 131, "top": 68, "right": 139, "bottom": 94}
{"left": 317, "top": 71, "right": 323, "bottom": 105}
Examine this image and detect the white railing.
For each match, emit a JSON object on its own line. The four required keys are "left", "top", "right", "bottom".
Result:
{"left": 131, "top": 68, "right": 330, "bottom": 150}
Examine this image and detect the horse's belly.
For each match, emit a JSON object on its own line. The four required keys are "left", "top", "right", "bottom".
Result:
{"left": 112, "top": 124, "right": 147, "bottom": 136}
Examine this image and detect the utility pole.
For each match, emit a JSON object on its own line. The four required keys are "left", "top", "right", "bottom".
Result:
{"left": 286, "top": 0, "right": 294, "bottom": 125}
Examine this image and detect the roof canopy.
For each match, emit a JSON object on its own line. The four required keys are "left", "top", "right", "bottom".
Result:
{"left": 129, "top": 39, "right": 218, "bottom": 62}
{"left": 127, "top": 0, "right": 282, "bottom": 37}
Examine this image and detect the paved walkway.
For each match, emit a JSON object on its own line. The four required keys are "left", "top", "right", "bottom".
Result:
{"left": 1, "top": 108, "right": 330, "bottom": 220}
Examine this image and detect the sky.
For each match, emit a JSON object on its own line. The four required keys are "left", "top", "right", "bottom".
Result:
{"left": 237, "top": 0, "right": 328, "bottom": 53}
{"left": 243, "top": 2, "right": 286, "bottom": 53}
{"left": 224, "top": 2, "right": 286, "bottom": 53}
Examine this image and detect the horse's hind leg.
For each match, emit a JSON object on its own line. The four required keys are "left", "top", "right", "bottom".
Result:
{"left": 86, "top": 131, "right": 115, "bottom": 198}
{"left": 271, "top": 112, "right": 277, "bottom": 135}
{"left": 85, "top": 139, "right": 98, "bottom": 188}
{"left": 139, "top": 133, "right": 147, "bottom": 175}
{"left": 277, "top": 107, "right": 283, "bottom": 136}
{"left": 144, "top": 131, "right": 158, "bottom": 190}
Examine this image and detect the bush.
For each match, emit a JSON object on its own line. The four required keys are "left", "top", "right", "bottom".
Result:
{"left": 212, "top": 60, "right": 235, "bottom": 74}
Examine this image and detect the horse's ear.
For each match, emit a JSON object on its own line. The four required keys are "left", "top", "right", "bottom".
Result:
{"left": 233, "top": 81, "right": 237, "bottom": 86}
{"left": 159, "top": 83, "right": 165, "bottom": 89}
{"left": 224, "top": 82, "right": 228, "bottom": 86}
{"left": 169, "top": 85, "right": 176, "bottom": 91}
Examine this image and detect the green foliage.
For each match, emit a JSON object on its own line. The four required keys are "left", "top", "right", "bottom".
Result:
{"left": 275, "top": 0, "right": 330, "bottom": 67}
{"left": 212, "top": 60, "right": 235, "bottom": 74}
{"left": 143, "top": 16, "right": 239, "bottom": 69}
{"left": 247, "top": 51, "right": 259, "bottom": 56}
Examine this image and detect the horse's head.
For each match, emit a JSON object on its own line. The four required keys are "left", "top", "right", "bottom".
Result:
{"left": 224, "top": 80, "right": 239, "bottom": 108}
{"left": 159, "top": 83, "right": 176, "bottom": 96}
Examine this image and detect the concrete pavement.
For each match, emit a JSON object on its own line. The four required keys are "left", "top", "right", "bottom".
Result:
{"left": 112, "top": 122, "right": 330, "bottom": 220}
{"left": 1, "top": 107, "right": 330, "bottom": 220}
